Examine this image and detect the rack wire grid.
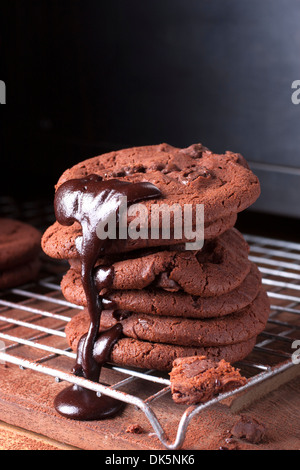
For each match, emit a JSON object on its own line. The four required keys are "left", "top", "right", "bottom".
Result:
{"left": 0, "top": 198, "right": 299, "bottom": 449}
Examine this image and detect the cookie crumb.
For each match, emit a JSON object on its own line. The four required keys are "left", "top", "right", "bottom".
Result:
{"left": 222, "top": 437, "right": 239, "bottom": 450}
{"left": 169, "top": 355, "right": 247, "bottom": 405}
{"left": 231, "top": 415, "right": 266, "bottom": 444}
{"left": 126, "top": 424, "right": 144, "bottom": 434}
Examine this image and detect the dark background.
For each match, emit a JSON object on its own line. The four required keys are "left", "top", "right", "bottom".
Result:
{"left": 1, "top": 0, "right": 300, "bottom": 236}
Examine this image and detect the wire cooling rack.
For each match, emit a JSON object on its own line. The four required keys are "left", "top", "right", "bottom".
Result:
{"left": 0, "top": 232, "right": 299, "bottom": 449}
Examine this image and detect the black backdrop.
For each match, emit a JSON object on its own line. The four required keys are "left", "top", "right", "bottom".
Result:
{"left": 1, "top": 0, "right": 300, "bottom": 224}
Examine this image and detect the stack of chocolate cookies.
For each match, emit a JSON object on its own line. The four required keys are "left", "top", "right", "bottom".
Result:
{"left": 42, "top": 143, "right": 270, "bottom": 371}
{"left": 0, "top": 218, "right": 41, "bottom": 290}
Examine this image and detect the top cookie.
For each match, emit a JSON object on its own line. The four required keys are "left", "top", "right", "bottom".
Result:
{"left": 0, "top": 218, "right": 41, "bottom": 271}
{"left": 56, "top": 143, "right": 260, "bottom": 225}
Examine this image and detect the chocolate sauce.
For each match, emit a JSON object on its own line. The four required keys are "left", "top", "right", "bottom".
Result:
{"left": 53, "top": 174, "right": 161, "bottom": 420}
{"left": 94, "top": 265, "right": 115, "bottom": 292}
{"left": 54, "top": 325, "right": 123, "bottom": 421}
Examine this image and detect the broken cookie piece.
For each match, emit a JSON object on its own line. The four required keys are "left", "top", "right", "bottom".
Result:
{"left": 231, "top": 415, "right": 266, "bottom": 444}
{"left": 126, "top": 423, "right": 144, "bottom": 434}
{"left": 169, "top": 355, "right": 247, "bottom": 405}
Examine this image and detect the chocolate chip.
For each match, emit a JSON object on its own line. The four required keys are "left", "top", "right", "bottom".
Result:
{"left": 124, "top": 164, "right": 146, "bottom": 175}
{"left": 151, "top": 162, "right": 166, "bottom": 171}
{"left": 111, "top": 169, "right": 126, "bottom": 177}
{"left": 179, "top": 143, "right": 207, "bottom": 158}
{"left": 165, "top": 161, "right": 181, "bottom": 172}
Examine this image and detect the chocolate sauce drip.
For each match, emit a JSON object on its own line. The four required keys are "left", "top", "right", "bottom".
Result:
{"left": 54, "top": 325, "right": 123, "bottom": 420}
{"left": 53, "top": 174, "right": 161, "bottom": 420}
{"left": 94, "top": 265, "right": 115, "bottom": 292}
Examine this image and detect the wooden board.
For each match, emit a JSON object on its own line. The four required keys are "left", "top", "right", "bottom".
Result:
{"left": 0, "top": 359, "right": 300, "bottom": 450}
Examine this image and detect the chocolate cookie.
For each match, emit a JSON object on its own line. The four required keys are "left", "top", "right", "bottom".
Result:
{"left": 0, "top": 218, "right": 41, "bottom": 271}
{"left": 108, "top": 337, "right": 257, "bottom": 371}
{"left": 61, "top": 262, "right": 262, "bottom": 319}
{"left": 67, "top": 228, "right": 251, "bottom": 297}
{"left": 67, "top": 287, "right": 269, "bottom": 347}
{"left": 169, "top": 356, "right": 247, "bottom": 404}
{"left": 0, "top": 257, "right": 41, "bottom": 290}
{"left": 56, "top": 143, "right": 260, "bottom": 225}
{"left": 66, "top": 326, "right": 257, "bottom": 371}
{"left": 41, "top": 212, "right": 237, "bottom": 260}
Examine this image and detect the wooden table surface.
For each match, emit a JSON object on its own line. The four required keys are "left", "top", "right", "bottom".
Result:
{"left": 0, "top": 358, "right": 299, "bottom": 450}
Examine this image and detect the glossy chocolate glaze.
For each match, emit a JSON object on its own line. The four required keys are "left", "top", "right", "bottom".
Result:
{"left": 53, "top": 174, "right": 161, "bottom": 420}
